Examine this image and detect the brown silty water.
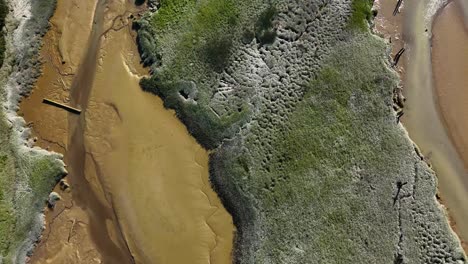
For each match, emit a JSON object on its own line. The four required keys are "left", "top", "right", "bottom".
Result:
{"left": 20, "top": 0, "right": 235, "bottom": 263}
{"left": 432, "top": 2, "right": 468, "bottom": 173}
{"left": 431, "top": 0, "right": 468, "bottom": 245}
{"left": 21, "top": 0, "right": 133, "bottom": 263}
{"left": 374, "top": 0, "right": 468, "bottom": 250}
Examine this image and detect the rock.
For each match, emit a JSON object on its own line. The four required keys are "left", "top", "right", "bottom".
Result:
{"left": 47, "top": 192, "right": 61, "bottom": 208}
{"left": 59, "top": 179, "right": 70, "bottom": 191}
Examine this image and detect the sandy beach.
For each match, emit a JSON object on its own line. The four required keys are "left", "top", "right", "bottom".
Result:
{"left": 20, "top": 0, "right": 234, "bottom": 263}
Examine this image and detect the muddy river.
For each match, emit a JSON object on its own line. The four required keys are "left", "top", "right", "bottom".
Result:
{"left": 431, "top": 0, "right": 468, "bottom": 245}
{"left": 20, "top": 0, "right": 234, "bottom": 263}
{"left": 375, "top": 0, "right": 468, "bottom": 250}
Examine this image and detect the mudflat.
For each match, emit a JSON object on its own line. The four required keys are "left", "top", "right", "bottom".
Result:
{"left": 20, "top": 0, "right": 234, "bottom": 263}
{"left": 21, "top": 0, "right": 132, "bottom": 263}
{"left": 85, "top": 0, "right": 234, "bottom": 262}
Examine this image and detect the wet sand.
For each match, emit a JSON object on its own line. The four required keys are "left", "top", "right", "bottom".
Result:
{"left": 20, "top": 0, "right": 234, "bottom": 263}
{"left": 374, "top": 0, "right": 468, "bottom": 250}
{"left": 86, "top": 1, "right": 234, "bottom": 263}
{"left": 21, "top": 0, "right": 132, "bottom": 263}
{"left": 431, "top": 0, "right": 468, "bottom": 244}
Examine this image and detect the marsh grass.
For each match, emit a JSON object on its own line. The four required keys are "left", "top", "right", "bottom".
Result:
{"left": 0, "top": 0, "right": 66, "bottom": 261}
{"left": 255, "top": 5, "right": 277, "bottom": 45}
{"left": 139, "top": 0, "right": 269, "bottom": 148}
{"left": 212, "top": 33, "right": 407, "bottom": 262}
{"left": 349, "top": 0, "right": 374, "bottom": 31}
{"left": 0, "top": 0, "right": 8, "bottom": 66}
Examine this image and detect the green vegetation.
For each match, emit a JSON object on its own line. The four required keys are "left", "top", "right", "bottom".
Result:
{"left": 0, "top": 0, "right": 13, "bottom": 257}
{"left": 150, "top": 0, "right": 241, "bottom": 73}
{"left": 213, "top": 34, "right": 406, "bottom": 262}
{"left": 0, "top": 0, "right": 8, "bottom": 67}
{"left": 0, "top": 145, "right": 15, "bottom": 258}
{"left": 24, "top": 156, "right": 64, "bottom": 201}
{"left": 139, "top": 0, "right": 272, "bottom": 148}
{"left": 152, "top": 0, "right": 197, "bottom": 31}
{"left": 139, "top": 0, "right": 466, "bottom": 262}
{"left": 348, "top": 0, "right": 374, "bottom": 31}
{"left": 0, "top": 114, "right": 64, "bottom": 262}
{"left": 256, "top": 36, "right": 398, "bottom": 261}
{"left": 0, "top": 0, "right": 65, "bottom": 262}
{"left": 141, "top": 77, "right": 250, "bottom": 148}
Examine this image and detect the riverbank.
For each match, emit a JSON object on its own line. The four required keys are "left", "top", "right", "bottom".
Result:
{"left": 0, "top": 0, "right": 67, "bottom": 262}
{"left": 20, "top": 0, "right": 234, "bottom": 263}
{"left": 374, "top": 0, "right": 468, "bottom": 251}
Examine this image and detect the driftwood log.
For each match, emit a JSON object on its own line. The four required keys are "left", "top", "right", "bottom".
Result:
{"left": 392, "top": 48, "right": 405, "bottom": 67}
{"left": 393, "top": 0, "right": 404, "bottom": 16}
{"left": 42, "top": 98, "right": 81, "bottom": 114}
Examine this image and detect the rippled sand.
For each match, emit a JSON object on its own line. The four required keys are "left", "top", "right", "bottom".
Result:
{"left": 21, "top": 0, "right": 234, "bottom": 263}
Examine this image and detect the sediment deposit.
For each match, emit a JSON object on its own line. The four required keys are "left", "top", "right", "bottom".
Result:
{"left": 20, "top": 0, "right": 234, "bottom": 263}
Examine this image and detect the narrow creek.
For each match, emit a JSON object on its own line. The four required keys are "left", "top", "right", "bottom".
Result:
{"left": 375, "top": 0, "right": 468, "bottom": 250}
{"left": 20, "top": 0, "right": 234, "bottom": 263}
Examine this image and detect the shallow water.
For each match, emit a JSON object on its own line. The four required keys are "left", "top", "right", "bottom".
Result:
{"left": 20, "top": 0, "right": 234, "bottom": 263}
{"left": 431, "top": 0, "right": 468, "bottom": 242}
{"left": 401, "top": 0, "right": 468, "bottom": 245}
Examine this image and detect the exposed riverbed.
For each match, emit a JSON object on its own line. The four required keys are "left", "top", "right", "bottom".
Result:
{"left": 374, "top": 0, "right": 468, "bottom": 250}
{"left": 20, "top": 0, "right": 234, "bottom": 263}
